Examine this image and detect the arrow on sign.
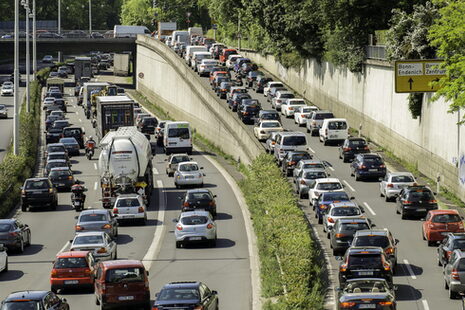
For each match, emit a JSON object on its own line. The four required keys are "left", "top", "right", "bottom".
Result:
{"left": 408, "top": 78, "right": 414, "bottom": 90}
{"left": 431, "top": 78, "right": 440, "bottom": 89}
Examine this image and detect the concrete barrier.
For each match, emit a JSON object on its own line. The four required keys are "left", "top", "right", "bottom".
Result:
{"left": 135, "top": 36, "right": 263, "bottom": 165}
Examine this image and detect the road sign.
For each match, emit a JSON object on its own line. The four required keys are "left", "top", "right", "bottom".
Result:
{"left": 212, "top": 24, "right": 218, "bottom": 30}
{"left": 394, "top": 60, "right": 446, "bottom": 93}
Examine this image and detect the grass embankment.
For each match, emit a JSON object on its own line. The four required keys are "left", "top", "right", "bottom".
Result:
{"left": 0, "top": 67, "right": 50, "bottom": 217}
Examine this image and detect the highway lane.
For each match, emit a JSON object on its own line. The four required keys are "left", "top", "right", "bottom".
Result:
{"left": 0, "top": 79, "right": 252, "bottom": 309}
{"left": 189, "top": 60, "right": 462, "bottom": 309}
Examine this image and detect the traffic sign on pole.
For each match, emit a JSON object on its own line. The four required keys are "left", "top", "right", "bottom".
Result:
{"left": 394, "top": 59, "right": 446, "bottom": 93}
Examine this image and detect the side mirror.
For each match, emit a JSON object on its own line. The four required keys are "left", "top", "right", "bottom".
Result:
{"left": 395, "top": 239, "right": 399, "bottom": 244}
{"left": 200, "top": 167, "right": 204, "bottom": 170}
{"left": 69, "top": 239, "right": 73, "bottom": 243}
{"left": 212, "top": 290, "right": 218, "bottom": 295}
{"left": 350, "top": 196, "right": 355, "bottom": 200}
{"left": 61, "top": 298, "right": 67, "bottom": 303}
{"left": 155, "top": 293, "right": 159, "bottom": 297}
{"left": 420, "top": 218, "right": 425, "bottom": 221}
{"left": 177, "top": 196, "right": 183, "bottom": 200}
{"left": 213, "top": 195, "right": 217, "bottom": 198}
{"left": 335, "top": 256, "right": 343, "bottom": 261}
{"left": 203, "top": 173, "right": 206, "bottom": 177}
{"left": 172, "top": 218, "right": 178, "bottom": 223}
{"left": 74, "top": 216, "right": 78, "bottom": 220}
{"left": 146, "top": 271, "right": 149, "bottom": 276}
{"left": 164, "top": 159, "right": 167, "bottom": 161}
{"left": 379, "top": 177, "right": 383, "bottom": 182}
{"left": 371, "top": 223, "right": 376, "bottom": 227}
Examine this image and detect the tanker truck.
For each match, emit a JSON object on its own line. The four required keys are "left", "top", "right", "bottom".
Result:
{"left": 98, "top": 126, "right": 154, "bottom": 209}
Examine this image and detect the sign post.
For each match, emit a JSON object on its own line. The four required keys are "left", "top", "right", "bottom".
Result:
{"left": 394, "top": 60, "right": 446, "bottom": 93}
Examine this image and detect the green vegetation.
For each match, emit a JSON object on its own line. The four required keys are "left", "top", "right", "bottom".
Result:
{"left": 0, "top": 67, "right": 50, "bottom": 217}
{"left": 240, "top": 154, "right": 323, "bottom": 310}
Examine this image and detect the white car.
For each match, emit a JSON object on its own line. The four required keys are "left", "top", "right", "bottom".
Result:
{"left": 293, "top": 159, "right": 327, "bottom": 180}
{"left": 322, "top": 201, "right": 364, "bottom": 233}
{"left": 281, "top": 99, "right": 306, "bottom": 117}
{"left": 265, "top": 131, "right": 280, "bottom": 154}
{"left": 379, "top": 172, "right": 417, "bottom": 202}
{"left": 42, "top": 97, "right": 56, "bottom": 109}
{"left": 0, "top": 104, "right": 8, "bottom": 119}
{"left": 49, "top": 110, "right": 65, "bottom": 120}
{"left": 295, "top": 168, "right": 328, "bottom": 199}
{"left": 174, "top": 161, "right": 204, "bottom": 188}
{"left": 113, "top": 194, "right": 147, "bottom": 224}
{"left": 197, "top": 59, "right": 218, "bottom": 77}
{"left": 308, "top": 178, "right": 345, "bottom": 206}
{"left": 0, "top": 244, "right": 7, "bottom": 273}
{"left": 175, "top": 211, "right": 217, "bottom": 248}
{"left": 271, "top": 91, "right": 295, "bottom": 111}
{"left": 70, "top": 232, "right": 117, "bottom": 261}
{"left": 263, "top": 81, "right": 284, "bottom": 97}
{"left": 226, "top": 54, "right": 242, "bottom": 69}
{"left": 0, "top": 84, "right": 13, "bottom": 96}
{"left": 294, "top": 106, "right": 319, "bottom": 126}
{"left": 253, "top": 120, "right": 283, "bottom": 141}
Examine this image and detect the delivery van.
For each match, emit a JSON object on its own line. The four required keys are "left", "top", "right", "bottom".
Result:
{"left": 164, "top": 121, "right": 193, "bottom": 155}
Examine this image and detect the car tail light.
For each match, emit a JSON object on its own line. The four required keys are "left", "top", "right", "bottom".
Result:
{"left": 209, "top": 201, "right": 216, "bottom": 207}
{"left": 383, "top": 262, "right": 391, "bottom": 271}
{"left": 21, "top": 189, "right": 25, "bottom": 195}
{"left": 379, "top": 301, "right": 393, "bottom": 306}
{"left": 260, "top": 130, "right": 266, "bottom": 134}
{"left": 360, "top": 165, "right": 366, "bottom": 169}
{"left": 152, "top": 307, "right": 159, "bottom": 310}
{"left": 340, "top": 264, "right": 347, "bottom": 272}
{"left": 343, "top": 147, "right": 351, "bottom": 151}
{"left": 364, "top": 146, "right": 369, "bottom": 150}
{"left": 340, "top": 302, "right": 355, "bottom": 308}
{"left": 325, "top": 129, "right": 328, "bottom": 136}
{"left": 75, "top": 225, "right": 84, "bottom": 231}
{"left": 183, "top": 202, "right": 190, "bottom": 207}
{"left": 194, "top": 306, "right": 204, "bottom": 310}
{"left": 335, "top": 233, "right": 346, "bottom": 238}
{"left": 113, "top": 208, "right": 118, "bottom": 214}
{"left": 9, "top": 232, "right": 18, "bottom": 237}
{"left": 385, "top": 247, "right": 395, "bottom": 254}
{"left": 97, "top": 247, "right": 107, "bottom": 253}
{"left": 452, "top": 269, "right": 460, "bottom": 280}
{"left": 403, "top": 200, "right": 413, "bottom": 204}
{"left": 49, "top": 188, "right": 54, "bottom": 193}
{"left": 380, "top": 164, "right": 386, "bottom": 168}
{"left": 176, "top": 224, "right": 183, "bottom": 231}
{"left": 51, "top": 269, "right": 57, "bottom": 276}
{"left": 84, "top": 268, "right": 91, "bottom": 275}
{"left": 138, "top": 207, "right": 145, "bottom": 213}
{"left": 387, "top": 183, "right": 394, "bottom": 188}
{"left": 328, "top": 217, "right": 334, "bottom": 223}
{"left": 312, "top": 121, "right": 316, "bottom": 126}
{"left": 300, "top": 180, "right": 306, "bottom": 185}
{"left": 101, "top": 224, "right": 112, "bottom": 229}
{"left": 446, "top": 250, "right": 452, "bottom": 258}
{"left": 288, "top": 161, "right": 296, "bottom": 166}
{"left": 68, "top": 176, "right": 73, "bottom": 180}
{"left": 243, "top": 112, "right": 249, "bottom": 115}
{"left": 271, "top": 141, "right": 276, "bottom": 145}
{"left": 207, "top": 223, "right": 214, "bottom": 229}
{"left": 319, "top": 204, "right": 328, "bottom": 210}
{"left": 429, "top": 200, "right": 437, "bottom": 203}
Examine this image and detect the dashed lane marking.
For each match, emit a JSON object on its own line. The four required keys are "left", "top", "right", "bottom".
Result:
{"left": 343, "top": 180, "right": 356, "bottom": 192}
{"left": 403, "top": 259, "right": 417, "bottom": 280}
{"left": 363, "top": 202, "right": 376, "bottom": 216}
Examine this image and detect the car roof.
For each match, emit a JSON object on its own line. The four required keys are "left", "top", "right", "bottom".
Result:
{"left": 60, "top": 137, "right": 78, "bottom": 142}
{"left": 80, "top": 209, "right": 108, "bottom": 215}
{"left": 388, "top": 172, "right": 413, "bottom": 176}
{"left": 186, "top": 189, "right": 211, "bottom": 194}
{"left": 347, "top": 246, "right": 384, "bottom": 254}
{"left": 116, "top": 194, "right": 141, "bottom": 199}
{"left": 178, "top": 161, "right": 198, "bottom": 166}
{"left": 428, "top": 209, "right": 459, "bottom": 215}
{"left": 336, "top": 218, "right": 369, "bottom": 224}
{"left": 25, "top": 177, "right": 49, "bottom": 182}
{"left": 347, "top": 137, "right": 366, "bottom": 141}
{"left": 179, "top": 210, "right": 211, "bottom": 217}
{"left": 358, "top": 153, "right": 381, "bottom": 158}
{"left": 46, "top": 159, "right": 67, "bottom": 163}
{"left": 278, "top": 131, "right": 305, "bottom": 137}
{"left": 74, "top": 231, "right": 106, "bottom": 237}
{"left": 0, "top": 219, "right": 15, "bottom": 224}
{"left": 46, "top": 143, "right": 65, "bottom": 147}
{"left": 47, "top": 152, "right": 66, "bottom": 156}
{"left": 49, "top": 167, "right": 71, "bottom": 172}
{"left": 354, "top": 229, "right": 390, "bottom": 237}
{"left": 5, "top": 291, "right": 49, "bottom": 301}
{"left": 100, "top": 259, "right": 145, "bottom": 268}
{"left": 315, "top": 178, "right": 341, "bottom": 183}
{"left": 56, "top": 251, "right": 89, "bottom": 258}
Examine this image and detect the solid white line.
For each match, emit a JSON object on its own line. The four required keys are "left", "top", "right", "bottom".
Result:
{"left": 94, "top": 163, "right": 98, "bottom": 170}
{"left": 79, "top": 118, "right": 82, "bottom": 123}
{"left": 142, "top": 180, "right": 166, "bottom": 271}
{"left": 422, "top": 299, "right": 430, "bottom": 310}
{"left": 343, "top": 180, "right": 356, "bottom": 192}
{"left": 403, "top": 259, "right": 417, "bottom": 280}
{"left": 57, "top": 241, "right": 70, "bottom": 255}
{"left": 328, "top": 166, "right": 335, "bottom": 172}
{"left": 363, "top": 202, "right": 376, "bottom": 216}
{"left": 94, "top": 181, "right": 98, "bottom": 190}
{"left": 308, "top": 146, "right": 315, "bottom": 154}
{"left": 153, "top": 167, "right": 159, "bottom": 175}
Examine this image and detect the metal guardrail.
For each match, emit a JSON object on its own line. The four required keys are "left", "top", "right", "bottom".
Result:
{"left": 366, "top": 45, "right": 387, "bottom": 60}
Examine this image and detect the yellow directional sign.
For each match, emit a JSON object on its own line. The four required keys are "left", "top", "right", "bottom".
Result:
{"left": 394, "top": 60, "right": 446, "bottom": 93}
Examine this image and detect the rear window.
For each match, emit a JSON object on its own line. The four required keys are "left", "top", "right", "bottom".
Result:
{"left": 74, "top": 235, "right": 103, "bottom": 244}
{"left": 348, "top": 254, "right": 382, "bottom": 268}
{"left": 168, "top": 128, "right": 190, "bottom": 139}
{"left": 245, "top": 106, "right": 260, "bottom": 112}
{"left": 116, "top": 198, "right": 140, "bottom": 208}
{"left": 142, "top": 118, "right": 157, "bottom": 126}
{"left": 54, "top": 257, "right": 88, "bottom": 269}
{"left": 25, "top": 180, "right": 50, "bottom": 189}
{"left": 262, "top": 113, "right": 279, "bottom": 120}
{"left": 181, "top": 216, "right": 208, "bottom": 225}
{"left": 315, "top": 113, "right": 334, "bottom": 120}
{"left": 63, "top": 129, "right": 81, "bottom": 136}
{"left": 282, "top": 135, "right": 306, "bottom": 146}
{"left": 171, "top": 155, "right": 190, "bottom": 164}
{"left": 452, "top": 239, "right": 465, "bottom": 249}
{"left": 80, "top": 214, "right": 107, "bottom": 222}
{"left": 2, "top": 301, "right": 40, "bottom": 310}
{"left": 328, "top": 121, "right": 347, "bottom": 130}
{"left": 289, "top": 100, "right": 305, "bottom": 105}
{"left": 340, "top": 223, "right": 370, "bottom": 231}
{"left": 323, "top": 192, "right": 350, "bottom": 201}
{"left": 291, "top": 153, "right": 311, "bottom": 161}
{"left": 262, "top": 122, "right": 281, "bottom": 128}
{"left": 391, "top": 175, "right": 414, "bottom": 183}
{"left": 304, "top": 171, "right": 327, "bottom": 179}
{"left": 179, "top": 164, "right": 199, "bottom": 172}
{"left": 407, "top": 190, "right": 434, "bottom": 201}
{"left": 105, "top": 267, "right": 145, "bottom": 283}
{"left": 279, "top": 93, "right": 295, "bottom": 99}
{"left": 49, "top": 170, "right": 71, "bottom": 177}
{"left": 363, "top": 157, "right": 383, "bottom": 164}
{"left": 317, "top": 182, "right": 342, "bottom": 191}
{"left": 353, "top": 235, "right": 389, "bottom": 248}
{"left": 348, "top": 139, "right": 366, "bottom": 146}
{"left": 303, "top": 163, "right": 325, "bottom": 170}
{"left": 331, "top": 207, "right": 361, "bottom": 216}
{"left": 158, "top": 288, "right": 200, "bottom": 301}
{"left": 188, "top": 192, "right": 213, "bottom": 200}
{"left": 432, "top": 214, "right": 461, "bottom": 223}
{"left": 0, "top": 224, "right": 11, "bottom": 232}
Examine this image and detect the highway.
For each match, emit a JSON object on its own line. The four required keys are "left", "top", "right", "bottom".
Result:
{"left": 0, "top": 80, "right": 253, "bottom": 309}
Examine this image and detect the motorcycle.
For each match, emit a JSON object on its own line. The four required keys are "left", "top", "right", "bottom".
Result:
{"left": 72, "top": 196, "right": 84, "bottom": 212}
{"left": 86, "top": 148, "right": 94, "bottom": 160}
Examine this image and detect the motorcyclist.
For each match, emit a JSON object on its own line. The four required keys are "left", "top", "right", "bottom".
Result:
{"left": 71, "top": 180, "right": 86, "bottom": 205}
{"left": 85, "top": 136, "right": 96, "bottom": 155}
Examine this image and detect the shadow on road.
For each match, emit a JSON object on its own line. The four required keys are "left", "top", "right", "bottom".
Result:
{"left": 0, "top": 270, "right": 24, "bottom": 282}
{"left": 395, "top": 263, "right": 423, "bottom": 277}
{"left": 116, "top": 234, "right": 134, "bottom": 245}
{"left": 395, "top": 283, "right": 423, "bottom": 301}
{"left": 215, "top": 212, "right": 232, "bottom": 220}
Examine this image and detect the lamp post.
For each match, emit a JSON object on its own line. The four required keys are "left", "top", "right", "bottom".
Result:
{"left": 32, "top": 0, "right": 36, "bottom": 79}
{"left": 58, "top": 0, "right": 61, "bottom": 62}
{"left": 89, "top": 0, "right": 92, "bottom": 36}
{"left": 186, "top": 12, "right": 191, "bottom": 28}
{"left": 13, "top": 0, "right": 19, "bottom": 155}
{"left": 21, "top": 0, "right": 31, "bottom": 113}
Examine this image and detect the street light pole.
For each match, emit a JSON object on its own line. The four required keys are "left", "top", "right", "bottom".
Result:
{"left": 32, "top": 0, "right": 36, "bottom": 79}
{"left": 13, "top": 0, "right": 19, "bottom": 155}
{"left": 24, "top": 2, "right": 31, "bottom": 113}
{"left": 58, "top": 0, "right": 61, "bottom": 62}
{"left": 89, "top": 0, "right": 92, "bottom": 36}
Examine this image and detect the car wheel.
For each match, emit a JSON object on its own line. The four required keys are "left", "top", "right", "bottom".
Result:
{"left": 3, "top": 258, "right": 8, "bottom": 272}
{"left": 51, "top": 285, "right": 58, "bottom": 293}
{"left": 200, "top": 183, "right": 204, "bottom": 188}
{"left": 445, "top": 278, "right": 449, "bottom": 289}
{"left": 422, "top": 229, "right": 426, "bottom": 240}
{"left": 332, "top": 248, "right": 339, "bottom": 256}
{"left": 396, "top": 207, "right": 400, "bottom": 214}
{"left": 323, "top": 139, "right": 328, "bottom": 146}
{"left": 450, "top": 287, "right": 458, "bottom": 299}
{"left": 51, "top": 200, "right": 57, "bottom": 211}
{"left": 26, "top": 232, "right": 31, "bottom": 246}
{"left": 438, "top": 257, "right": 442, "bottom": 266}
{"left": 176, "top": 241, "right": 182, "bottom": 248}
{"left": 318, "top": 216, "right": 323, "bottom": 224}
{"left": 355, "top": 173, "right": 360, "bottom": 181}
{"left": 327, "top": 232, "right": 330, "bottom": 239}
{"left": 210, "top": 239, "right": 217, "bottom": 248}
{"left": 306, "top": 128, "right": 310, "bottom": 133}
{"left": 17, "top": 239, "right": 24, "bottom": 253}
{"left": 401, "top": 211, "right": 406, "bottom": 220}
{"left": 428, "top": 240, "right": 436, "bottom": 247}
{"left": 175, "top": 183, "right": 180, "bottom": 189}
{"left": 169, "top": 172, "right": 174, "bottom": 177}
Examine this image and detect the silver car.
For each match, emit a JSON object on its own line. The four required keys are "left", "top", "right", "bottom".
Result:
{"left": 165, "top": 153, "right": 191, "bottom": 177}
{"left": 0, "top": 84, "right": 13, "bottom": 96}
{"left": 265, "top": 131, "right": 280, "bottom": 154}
{"left": 0, "top": 104, "right": 8, "bottom": 119}
{"left": 70, "top": 232, "right": 117, "bottom": 261}
{"left": 293, "top": 159, "right": 327, "bottom": 180}
{"left": 175, "top": 211, "right": 217, "bottom": 248}
{"left": 174, "top": 161, "right": 204, "bottom": 188}
{"left": 295, "top": 169, "right": 328, "bottom": 199}
{"left": 113, "top": 194, "right": 147, "bottom": 225}
{"left": 75, "top": 209, "right": 118, "bottom": 239}
{"left": 306, "top": 110, "right": 335, "bottom": 136}
{"left": 444, "top": 249, "right": 465, "bottom": 299}
{"left": 379, "top": 172, "right": 417, "bottom": 202}
{"left": 322, "top": 202, "right": 365, "bottom": 234}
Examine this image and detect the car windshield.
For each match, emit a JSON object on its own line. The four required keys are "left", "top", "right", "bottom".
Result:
{"left": 168, "top": 128, "right": 190, "bottom": 139}
{"left": 49, "top": 170, "right": 71, "bottom": 177}
{"left": 279, "top": 93, "right": 295, "bottom": 99}
{"left": 349, "top": 139, "right": 366, "bottom": 146}
{"left": 116, "top": 198, "right": 140, "bottom": 208}
{"left": 158, "top": 288, "right": 200, "bottom": 301}
{"left": 179, "top": 164, "right": 199, "bottom": 172}
{"left": 48, "top": 146, "right": 65, "bottom": 153}
{"left": 74, "top": 235, "right": 103, "bottom": 244}
{"left": 353, "top": 235, "right": 389, "bottom": 248}
{"left": 80, "top": 214, "right": 107, "bottom": 222}
{"left": 363, "top": 157, "right": 383, "bottom": 164}
{"left": 0, "top": 224, "right": 12, "bottom": 232}
{"left": 432, "top": 214, "right": 462, "bottom": 223}
{"left": 323, "top": 192, "right": 350, "bottom": 201}
{"left": 391, "top": 175, "right": 414, "bottom": 183}
{"left": 302, "top": 108, "right": 314, "bottom": 113}
{"left": 452, "top": 239, "right": 465, "bottom": 249}
{"left": 188, "top": 192, "right": 212, "bottom": 200}
{"left": 328, "top": 121, "right": 347, "bottom": 130}
{"left": 47, "top": 162, "right": 67, "bottom": 169}
{"left": 54, "top": 257, "right": 88, "bottom": 268}
{"left": 304, "top": 171, "right": 327, "bottom": 179}
{"left": 331, "top": 207, "right": 361, "bottom": 216}
{"left": 282, "top": 136, "right": 306, "bottom": 146}
{"left": 143, "top": 118, "right": 157, "bottom": 126}
{"left": 340, "top": 223, "right": 370, "bottom": 231}
{"left": 262, "top": 122, "right": 280, "bottom": 128}
{"left": 262, "top": 113, "right": 279, "bottom": 120}
{"left": 61, "top": 138, "right": 76, "bottom": 144}
{"left": 348, "top": 254, "right": 382, "bottom": 268}
{"left": 63, "top": 129, "right": 81, "bottom": 136}
{"left": 407, "top": 190, "right": 434, "bottom": 201}
{"left": 344, "top": 280, "right": 388, "bottom": 293}
{"left": 25, "top": 180, "right": 49, "bottom": 189}
{"left": 2, "top": 301, "right": 40, "bottom": 310}
{"left": 289, "top": 101, "right": 305, "bottom": 105}
{"left": 106, "top": 267, "right": 144, "bottom": 283}
{"left": 245, "top": 105, "right": 260, "bottom": 112}
{"left": 291, "top": 153, "right": 311, "bottom": 161}
{"left": 171, "top": 155, "right": 190, "bottom": 164}
{"left": 181, "top": 216, "right": 209, "bottom": 225}
{"left": 317, "top": 182, "right": 342, "bottom": 190}
{"left": 315, "top": 113, "right": 334, "bottom": 120}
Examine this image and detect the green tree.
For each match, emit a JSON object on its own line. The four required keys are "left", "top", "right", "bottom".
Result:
{"left": 120, "top": 0, "right": 154, "bottom": 28}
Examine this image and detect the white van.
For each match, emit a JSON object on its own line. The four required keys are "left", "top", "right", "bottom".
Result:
{"left": 171, "top": 31, "right": 189, "bottom": 46}
{"left": 164, "top": 121, "right": 193, "bottom": 155}
{"left": 319, "top": 118, "right": 349, "bottom": 145}
{"left": 185, "top": 46, "right": 208, "bottom": 66}
{"left": 273, "top": 132, "right": 308, "bottom": 164}
{"left": 113, "top": 25, "right": 151, "bottom": 38}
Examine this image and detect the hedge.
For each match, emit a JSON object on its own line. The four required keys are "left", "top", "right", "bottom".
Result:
{"left": 240, "top": 154, "right": 324, "bottom": 310}
{"left": 0, "top": 67, "right": 50, "bottom": 217}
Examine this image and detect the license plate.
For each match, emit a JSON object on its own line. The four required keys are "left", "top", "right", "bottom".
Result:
{"left": 417, "top": 208, "right": 426, "bottom": 212}
{"left": 190, "top": 237, "right": 202, "bottom": 241}
{"left": 330, "top": 135, "right": 337, "bottom": 138}
{"left": 359, "top": 305, "right": 376, "bottom": 309}
{"left": 369, "top": 169, "right": 378, "bottom": 172}
{"left": 357, "top": 271, "right": 373, "bottom": 276}
{"left": 122, "top": 214, "right": 135, "bottom": 218}
{"left": 441, "top": 232, "right": 449, "bottom": 235}
{"left": 118, "top": 296, "right": 134, "bottom": 301}
{"left": 169, "top": 142, "right": 176, "bottom": 145}
{"left": 64, "top": 280, "right": 79, "bottom": 285}
{"left": 58, "top": 184, "right": 65, "bottom": 187}
{"left": 185, "top": 175, "right": 194, "bottom": 179}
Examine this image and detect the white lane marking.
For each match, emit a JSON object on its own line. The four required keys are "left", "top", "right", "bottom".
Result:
{"left": 57, "top": 241, "right": 70, "bottom": 255}
{"left": 328, "top": 166, "right": 335, "bottom": 172}
{"left": 94, "top": 181, "right": 98, "bottom": 190}
{"left": 363, "top": 202, "right": 376, "bottom": 216}
{"left": 79, "top": 118, "right": 82, "bottom": 123}
{"left": 343, "top": 180, "right": 356, "bottom": 192}
{"left": 94, "top": 163, "right": 98, "bottom": 170}
{"left": 422, "top": 299, "right": 430, "bottom": 310}
{"left": 153, "top": 167, "right": 159, "bottom": 175}
{"left": 142, "top": 180, "right": 166, "bottom": 271}
{"left": 308, "top": 146, "right": 315, "bottom": 154}
{"left": 403, "top": 259, "right": 417, "bottom": 280}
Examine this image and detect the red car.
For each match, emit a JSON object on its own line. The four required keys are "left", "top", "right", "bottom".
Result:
{"left": 219, "top": 48, "right": 237, "bottom": 65}
{"left": 50, "top": 251, "right": 95, "bottom": 292}
{"left": 422, "top": 210, "right": 464, "bottom": 246}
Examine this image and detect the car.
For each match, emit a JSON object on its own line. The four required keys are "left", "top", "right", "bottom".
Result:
{"left": 229, "top": 93, "right": 251, "bottom": 111}
{"left": 0, "top": 291, "right": 69, "bottom": 310}
{"left": 62, "top": 127, "right": 85, "bottom": 148}
{"left": 329, "top": 218, "right": 372, "bottom": 256}
{"left": 1, "top": 81, "right": 13, "bottom": 88}
{"left": 174, "top": 162, "right": 205, "bottom": 188}
{"left": 293, "top": 159, "right": 328, "bottom": 180}
{"left": 444, "top": 249, "right": 465, "bottom": 299}
{"left": 226, "top": 86, "right": 247, "bottom": 103}
{"left": 246, "top": 70, "right": 264, "bottom": 88}
{"left": 281, "top": 151, "right": 313, "bottom": 177}
{"left": 253, "top": 120, "right": 283, "bottom": 141}
{"left": 94, "top": 260, "right": 151, "bottom": 310}
{"left": 175, "top": 211, "right": 217, "bottom": 248}
{"left": 281, "top": 98, "right": 306, "bottom": 117}
{"left": 59, "top": 137, "right": 80, "bottom": 156}
{"left": 338, "top": 246, "right": 393, "bottom": 288}
{"left": 42, "top": 96, "right": 56, "bottom": 108}
{"left": 265, "top": 131, "right": 280, "bottom": 154}
{"left": 379, "top": 172, "right": 417, "bottom": 202}
{"left": 209, "top": 70, "right": 229, "bottom": 85}
{"left": 238, "top": 98, "right": 260, "bottom": 111}
{"left": 57, "top": 70, "right": 68, "bottom": 78}
{"left": 49, "top": 110, "right": 65, "bottom": 120}
{"left": 395, "top": 185, "right": 438, "bottom": 219}
{"left": 308, "top": 178, "right": 345, "bottom": 210}
{"left": 198, "top": 59, "right": 218, "bottom": 76}
{"left": 212, "top": 76, "right": 230, "bottom": 93}
{"left": 70, "top": 232, "right": 117, "bottom": 261}
{"left": 44, "top": 159, "right": 70, "bottom": 176}
{"left": 45, "top": 115, "right": 62, "bottom": 130}
{"left": 153, "top": 281, "right": 219, "bottom": 310}
{"left": 271, "top": 91, "right": 295, "bottom": 110}
{"left": 0, "top": 244, "right": 7, "bottom": 273}
{"left": 422, "top": 209, "right": 464, "bottom": 246}
{"left": 51, "top": 120, "right": 70, "bottom": 131}
{"left": 336, "top": 278, "right": 396, "bottom": 310}
{"left": 135, "top": 113, "right": 151, "bottom": 127}
{"left": 294, "top": 105, "right": 318, "bottom": 126}
{"left": 42, "top": 55, "right": 54, "bottom": 63}
{"left": 138, "top": 116, "right": 158, "bottom": 135}
{"left": 273, "top": 131, "right": 308, "bottom": 165}
{"left": 352, "top": 229, "right": 398, "bottom": 269}
{"left": 0, "top": 84, "right": 13, "bottom": 96}
{"left": 91, "top": 31, "right": 104, "bottom": 38}
{"left": 155, "top": 120, "right": 167, "bottom": 146}
{"left": 323, "top": 202, "right": 365, "bottom": 234}
{"left": 21, "top": 178, "right": 58, "bottom": 211}
{"left": 253, "top": 76, "right": 272, "bottom": 93}
{"left": 181, "top": 189, "right": 217, "bottom": 216}
{"left": 48, "top": 167, "right": 74, "bottom": 191}
{"left": 295, "top": 168, "right": 329, "bottom": 199}
{"left": 338, "top": 137, "right": 370, "bottom": 162}
{"left": 217, "top": 81, "right": 234, "bottom": 99}
{"left": 75, "top": 209, "right": 118, "bottom": 239}
{"left": 350, "top": 153, "right": 386, "bottom": 181}
{"left": 50, "top": 251, "right": 95, "bottom": 293}
{"left": 319, "top": 118, "right": 349, "bottom": 145}
{"left": 165, "top": 153, "right": 191, "bottom": 177}
{"left": 237, "top": 103, "right": 260, "bottom": 124}
{"left": 49, "top": 71, "right": 60, "bottom": 78}
{"left": 263, "top": 81, "right": 284, "bottom": 97}
{"left": 437, "top": 233, "right": 465, "bottom": 266}
{"left": 113, "top": 194, "right": 147, "bottom": 225}
{"left": 0, "top": 219, "right": 31, "bottom": 253}
{"left": 306, "top": 110, "right": 335, "bottom": 136}
{"left": 314, "top": 191, "right": 354, "bottom": 224}
{"left": 255, "top": 110, "right": 281, "bottom": 124}
{"left": 44, "top": 143, "right": 67, "bottom": 159}
{"left": 226, "top": 54, "right": 242, "bottom": 69}
{"left": 45, "top": 127, "right": 63, "bottom": 144}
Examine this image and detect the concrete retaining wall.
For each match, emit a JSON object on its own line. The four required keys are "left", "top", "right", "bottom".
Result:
{"left": 135, "top": 36, "right": 263, "bottom": 165}
{"left": 241, "top": 51, "right": 465, "bottom": 201}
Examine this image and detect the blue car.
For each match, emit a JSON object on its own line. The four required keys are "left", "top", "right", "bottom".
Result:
{"left": 313, "top": 191, "right": 353, "bottom": 224}
{"left": 350, "top": 153, "right": 387, "bottom": 181}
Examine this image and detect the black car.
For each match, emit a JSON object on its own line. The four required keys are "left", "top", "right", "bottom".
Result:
{"left": 21, "top": 178, "right": 58, "bottom": 211}
{"left": 395, "top": 185, "right": 438, "bottom": 219}
{"left": 217, "top": 81, "right": 233, "bottom": 99}
{"left": 153, "top": 282, "right": 218, "bottom": 310}
{"left": 0, "top": 219, "right": 31, "bottom": 253}
{"left": 337, "top": 278, "right": 396, "bottom": 310}
{"left": 255, "top": 110, "right": 281, "bottom": 125}
{"left": 437, "top": 233, "right": 465, "bottom": 266}
{"left": 282, "top": 151, "right": 313, "bottom": 176}
{"left": 181, "top": 189, "right": 217, "bottom": 216}
{"left": 314, "top": 191, "right": 354, "bottom": 223}
{"left": 45, "top": 127, "right": 63, "bottom": 144}
{"left": 246, "top": 70, "right": 264, "bottom": 87}
{"left": 48, "top": 167, "right": 74, "bottom": 191}
{"left": 254, "top": 76, "right": 272, "bottom": 93}
{"left": 237, "top": 104, "right": 260, "bottom": 124}
{"left": 350, "top": 153, "right": 386, "bottom": 181}
{"left": 330, "top": 218, "right": 371, "bottom": 256}
{"left": 229, "top": 93, "right": 251, "bottom": 112}
{"left": 339, "top": 247, "right": 393, "bottom": 288}
{"left": 62, "top": 127, "right": 85, "bottom": 148}
{"left": 238, "top": 98, "right": 260, "bottom": 111}
{"left": 52, "top": 120, "right": 70, "bottom": 131}
{"left": 44, "top": 159, "right": 70, "bottom": 177}
{"left": 352, "top": 229, "right": 398, "bottom": 269}
{"left": 138, "top": 117, "right": 158, "bottom": 135}
{"left": 339, "top": 137, "right": 370, "bottom": 162}
{"left": 212, "top": 76, "right": 230, "bottom": 91}
{"left": 0, "top": 291, "right": 69, "bottom": 310}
